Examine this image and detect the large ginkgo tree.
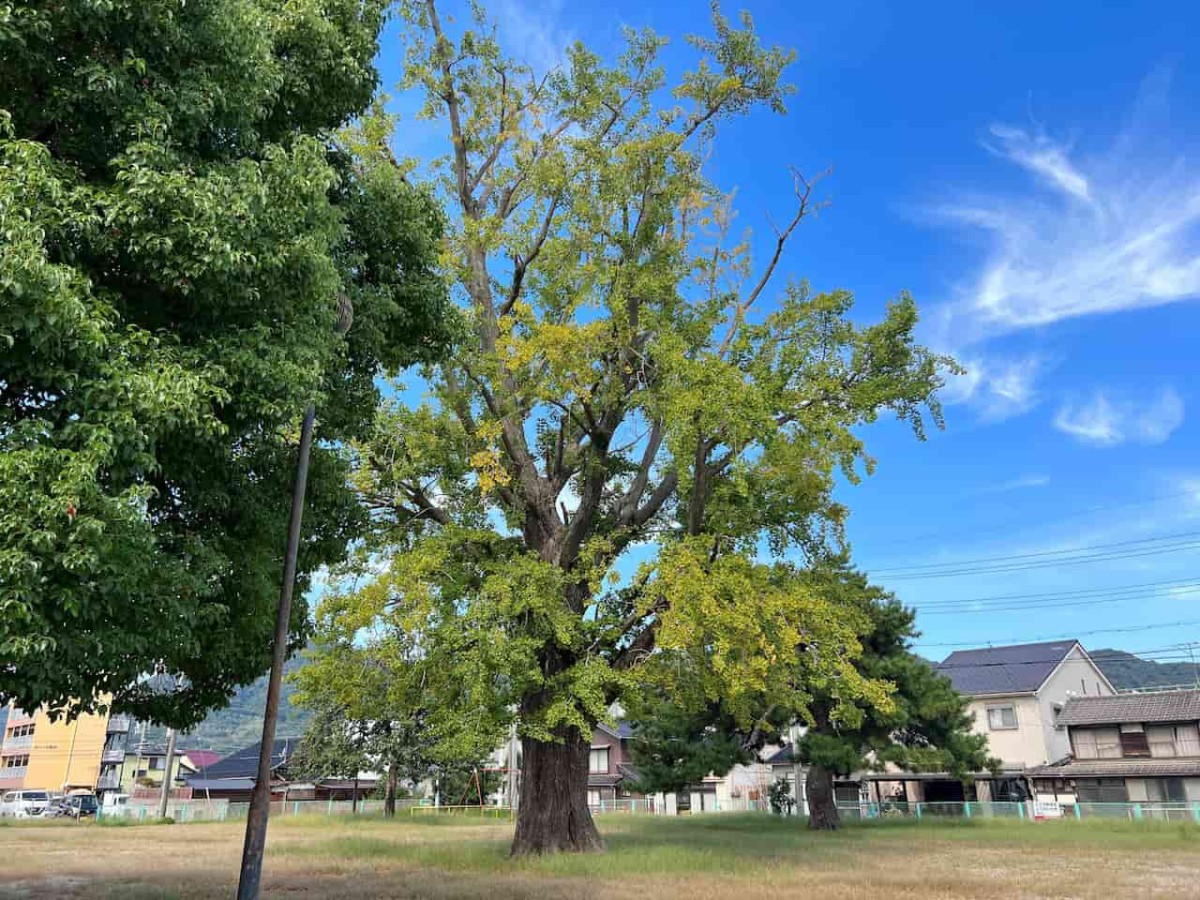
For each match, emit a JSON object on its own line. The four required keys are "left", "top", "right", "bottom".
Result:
{"left": 327, "top": 0, "right": 956, "bottom": 854}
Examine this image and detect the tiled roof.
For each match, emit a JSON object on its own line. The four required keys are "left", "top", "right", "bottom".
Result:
{"left": 186, "top": 737, "right": 298, "bottom": 781}
{"left": 1027, "top": 758, "right": 1200, "bottom": 778}
{"left": 587, "top": 773, "right": 624, "bottom": 787}
{"left": 936, "top": 640, "right": 1080, "bottom": 695}
{"left": 596, "top": 721, "right": 636, "bottom": 740}
{"left": 765, "top": 744, "right": 794, "bottom": 765}
{"left": 1057, "top": 690, "right": 1200, "bottom": 726}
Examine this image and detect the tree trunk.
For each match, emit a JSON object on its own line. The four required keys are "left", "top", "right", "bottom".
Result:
{"left": 806, "top": 764, "right": 840, "bottom": 830}
{"left": 384, "top": 764, "right": 398, "bottom": 818}
{"left": 510, "top": 727, "right": 603, "bottom": 855}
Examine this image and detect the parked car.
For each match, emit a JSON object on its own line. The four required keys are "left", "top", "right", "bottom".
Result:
{"left": 47, "top": 793, "right": 99, "bottom": 819}
{"left": 0, "top": 790, "right": 52, "bottom": 818}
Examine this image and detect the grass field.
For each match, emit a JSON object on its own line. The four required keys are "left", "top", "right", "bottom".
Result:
{"left": 2, "top": 813, "right": 1199, "bottom": 898}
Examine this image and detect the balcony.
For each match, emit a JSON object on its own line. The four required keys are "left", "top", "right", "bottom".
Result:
{"left": 0, "top": 766, "right": 27, "bottom": 783}
{"left": 106, "top": 714, "right": 133, "bottom": 733}
{"left": 101, "top": 747, "right": 126, "bottom": 764}
{"left": 96, "top": 772, "right": 123, "bottom": 791}
{"left": 1, "top": 736, "right": 32, "bottom": 752}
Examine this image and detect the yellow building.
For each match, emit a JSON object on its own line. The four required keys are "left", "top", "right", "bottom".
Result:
{"left": 0, "top": 702, "right": 132, "bottom": 794}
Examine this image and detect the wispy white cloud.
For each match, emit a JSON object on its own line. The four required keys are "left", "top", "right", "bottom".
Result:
{"left": 933, "top": 118, "right": 1200, "bottom": 342}
{"left": 970, "top": 474, "right": 1051, "bottom": 497}
{"left": 491, "top": 0, "right": 574, "bottom": 73}
{"left": 924, "top": 73, "right": 1200, "bottom": 431}
{"left": 943, "top": 352, "right": 1045, "bottom": 421}
{"left": 1053, "top": 386, "right": 1184, "bottom": 447}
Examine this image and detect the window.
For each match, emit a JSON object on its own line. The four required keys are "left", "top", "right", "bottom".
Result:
{"left": 148, "top": 757, "right": 162, "bottom": 771}
{"left": 1145, "top": 778, "right": 1187, "bottom": 803}
{"left": 3, "top": 755, "right": 28, "bottom": 769}
{"left": 1119, "top": 724, "right": 1150, "bottom": 758}
{"left": 1095, "top": 727, "right": 1122, "bottom": 759}
{"left": 588, "top": 747, "right": 609, "bottom": 774}
{"left": 1072, "top": 729, "right": 1098, "bottom": 759}
{"left": 1147, "top": 726, "right": 1177, "bottom": 758}
{"left": 1076, "top": 778, "right": 1127, "bottom": 803}
{"left": 1174, "top": 724, "right": 1200, "bottom": 756}
{"left": 987, "top": 705, "right": 1018, "bottom": 730}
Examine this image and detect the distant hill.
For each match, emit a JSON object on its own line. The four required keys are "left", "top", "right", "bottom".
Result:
{"left": 1093, "top": 648, "right": 1200, "bottom": 691}
{"left": 140, "top": 654, "right": 312, "bottom": 756}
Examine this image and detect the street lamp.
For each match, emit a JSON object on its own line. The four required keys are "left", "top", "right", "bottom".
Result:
{"left": 236, "top": 296, "right": 353, "bottom": 900}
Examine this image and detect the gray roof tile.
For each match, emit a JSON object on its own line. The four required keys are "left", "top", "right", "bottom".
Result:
{"left": 1057, "top": 690, "right": 1200, "bottom": 726}
{"left": 936, "top": 640, "right": 1079, "bottom": 695}
{"left": 1028, "top": 758, "right": 1200, "bottom": 778}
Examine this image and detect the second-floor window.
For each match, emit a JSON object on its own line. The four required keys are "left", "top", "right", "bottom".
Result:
{"left": 986, "top": 705, "right": 1018, "bottom": 730}
{"left": 5, "top": 724, "right": 35, "bottom": 739}
{"left": 3, "top": 755, "right": 29, "bottom": 769}
{"left": 1073, "top": 727, "right": 1122, "bottom": 759}
{"left": 588, "top": 747, "right": 609, "bottom": 773}
{"left": 1146, "top": 724, "right": 1200, "bottom": 758}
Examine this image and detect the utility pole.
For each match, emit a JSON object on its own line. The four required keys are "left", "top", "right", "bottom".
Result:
{"left": 158, "top": 728, "right": 177, "bottom": 819}
{"left": 236, "top": 404, "right": 315, "bottom": 899}
{"left": 236, "top": 295, "right": 351, "bottom": 900}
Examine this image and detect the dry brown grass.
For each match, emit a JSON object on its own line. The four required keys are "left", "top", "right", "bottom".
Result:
{"left": 1, "top": 812, "right": 1198, "bottom": 898}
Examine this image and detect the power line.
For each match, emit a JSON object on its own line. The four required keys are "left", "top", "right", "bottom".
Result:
{"left": 917, "top": 584, "right": 1200, "bottom": 616}
{"left": 916, "top": 620, "right": 1200, "bottom": 649}
{"left": 929, "top": 645, "right": 1200, "bottom": 670}
{"left": 914, "top": 576, "right": 1200, "bottom": 607}
{"left": 874, "top": 530, "right": 1200, "bottom": 575}
{"left": 873, "top": 487, "right": 1200, "bottom": 550}
{"left": 880, "top": 537, "right": 1200, "bottom": 581}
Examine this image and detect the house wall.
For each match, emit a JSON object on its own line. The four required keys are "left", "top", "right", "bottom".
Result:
{"left": 25, "top": 709, "right": 109, "bottom": 791}
{"left": 1186, "top": 778, "right": 1200, "bottom": 801}
{"left": 965, "top": 694, "right": 1045, "bottom": 768}
{"left": 1036, "top": 646, "right": 1115, "bottom": 762}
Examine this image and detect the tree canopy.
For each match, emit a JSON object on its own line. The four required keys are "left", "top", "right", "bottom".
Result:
{"left": 0, "top": 0, "right": 452, "bottom": 725}
{"left": 314, "top": 0, "right": 956, "bottom": 853}
{"left": 626, "top": 566, "right": 996, "bottom": 829}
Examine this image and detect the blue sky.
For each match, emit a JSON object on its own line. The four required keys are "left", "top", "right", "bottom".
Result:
{"left": 374, "top": 0, "right": 1200, "bottom": 664}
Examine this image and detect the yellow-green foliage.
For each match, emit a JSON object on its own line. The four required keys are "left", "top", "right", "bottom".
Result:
{"left": 308, "top": 0, "right": 955, "bottom": 755}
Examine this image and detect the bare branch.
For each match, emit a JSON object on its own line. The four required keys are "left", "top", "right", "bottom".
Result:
{"left": 718, "top": 168, "right": 827, "bottom": 355}
{"left": 499, "top": 193, "right": 561, "bottom": 317}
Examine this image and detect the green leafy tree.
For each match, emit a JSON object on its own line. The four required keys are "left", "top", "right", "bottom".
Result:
{"left": 290, "top": 635, "right": 503, "bottom": 817}
{"left": 334, "top": 0, "right": 955, "bottom": 854}
{"left": 626, "top": 566, "right": 996, "bottom": 830}
{"left": 289, "top": 701, "right": 374, "bottom": 811}
{"left": 0, "top": 1, "right": 451, "bottom": 725}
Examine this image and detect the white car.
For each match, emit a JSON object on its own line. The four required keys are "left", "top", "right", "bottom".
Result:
{"left": 0, "top": 790, "right": 52, "bottom": 818}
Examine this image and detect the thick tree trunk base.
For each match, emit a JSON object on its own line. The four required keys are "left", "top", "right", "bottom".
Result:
{"left": 511, "top": 728, "right": 604, "bottom": 855}
{"left": 806, "top": 764, "right": 840, "bottom": 831}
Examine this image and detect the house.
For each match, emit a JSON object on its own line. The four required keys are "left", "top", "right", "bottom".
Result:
{"left": 857, "top": 640, "right": 1115, "bottom": 804}
{"left": 120, "top": 742, "right": 198, "bottom": 796}
{"left": 1028, "top": 690, "right": 1200, "bottom": 806}
{"left": 587, "top": 722, "right": 649, "bottom": 810}
{"left": 182, "top": 737, "right": 300, "bottom": 802}
{"left": 182, "top": 737, "right": 375, "bottom": 803}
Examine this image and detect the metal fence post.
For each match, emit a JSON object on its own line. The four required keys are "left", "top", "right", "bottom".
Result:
{"left": 1133, "top": 803, "right": 1143, "bottom": 821}
{"left": 1017, "top": 802, "right": 1025, "bottom": 820}
{"left": 915, "top": 802, "right": 922, "bottom": 820}
{"left": 1073, "top": 803, "right": 1081, "bottom": 821}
